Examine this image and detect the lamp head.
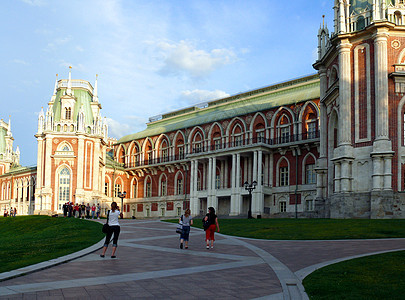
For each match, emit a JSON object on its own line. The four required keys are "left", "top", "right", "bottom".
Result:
{"left": 252, "top": 181, "right": 257, "bottom": 187}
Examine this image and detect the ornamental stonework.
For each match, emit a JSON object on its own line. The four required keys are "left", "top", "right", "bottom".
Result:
{"left": 391, "top": 40, "right": 401, "bottom": 50}
{"left": 266, "top": 111, "right": 274, "bottom": 121}
{"left": 293, "top": 105, "right": 302, "bottom": 116}
{"left": 222, "top": 121, "right": 229, "bottom": 130}
{"left": 53, "top": 139, "right": 59, "bottom": 144}
{"left": 246, "top": 115, "right": 253, "bottom": 125}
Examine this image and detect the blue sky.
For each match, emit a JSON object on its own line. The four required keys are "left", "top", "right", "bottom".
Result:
{"left": 0, "top": 0, "right": 332, "bottom": 166}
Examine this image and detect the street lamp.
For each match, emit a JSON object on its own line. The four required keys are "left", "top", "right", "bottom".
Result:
{"left": 118, "top": 191, "right": 126, "bottom": 219}
{"left": 244, "top": 181, "right": 257, "bottom": 219}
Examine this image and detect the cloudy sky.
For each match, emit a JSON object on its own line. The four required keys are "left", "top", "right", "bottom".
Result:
{"left": 1, "top": 0, "right": 332, "bottom": 165}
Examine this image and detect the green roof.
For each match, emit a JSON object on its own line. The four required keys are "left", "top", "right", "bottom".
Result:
{"left": 119, "top": 74, "right": 320, "bottom": 143}
{"left": 0, "top": 165, "right": 37, "bottom": 177}
{"left": 53, "top": 89, "right": 94, "bottom": 126}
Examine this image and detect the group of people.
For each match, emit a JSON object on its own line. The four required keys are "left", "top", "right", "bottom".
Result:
{"left": 62, "top": 202, "right": 101, "bottom": 219}
{"left": 100, "top": 204, "right": 220, "bottom": 259}
{"left": 178, "top": 207, "right": 220, "bottom": 250}
{"left": 3, "top": 207, "right": 17, "bottom": 217}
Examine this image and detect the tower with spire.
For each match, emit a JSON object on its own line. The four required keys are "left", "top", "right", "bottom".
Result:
{"left": 0, "top": 116, "right": 20, "bottom": 175}
{"left": 313, "top": 0, "right": 405, "bottom": 218}
{"left": 34, "top": 68, "right": 109, "bottom": 215}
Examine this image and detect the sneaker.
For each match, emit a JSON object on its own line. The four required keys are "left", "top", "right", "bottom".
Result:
{"left": 206, "top": 245, "right": 209, "bottom": 250}
{"left": 211, "top": 246, "right": 214, "bottom": 249}
{"left": 111, "top": 256, "right": 116, "bottom": 258}
{"left": 180, "top": 243, "right": 183, "bottom": 249}
{"left": 100, "top": 255, "right": 105, "bottom": 258}
{"left": 185, "top": 246, "right": 188, "bottom": 249}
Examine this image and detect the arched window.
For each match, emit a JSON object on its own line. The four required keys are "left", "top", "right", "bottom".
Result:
{"left": 277, "top": 114, "right": 291, "bottom": 144}
{"left": 62, "top": 145, "right": 70, "bottom": 151}
{"left": 160, "top": 175, "right": 167, "bottom": 196}
{"left": 193, "top": 132, "right": 203, "bottom": 153}
{"left": 232, "top": 124, "right": 243, "bottom": 146}
{"left": 59, "top": 168, "right": 70, "bottom": 209}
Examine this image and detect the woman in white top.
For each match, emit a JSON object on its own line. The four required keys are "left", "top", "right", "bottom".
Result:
{"left": 100, "top": 202, "right": 121, "bottom": 258}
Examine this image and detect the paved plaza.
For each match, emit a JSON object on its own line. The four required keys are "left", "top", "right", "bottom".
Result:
{"left": 0, "top": 219, "right": 404, "bottom": 299}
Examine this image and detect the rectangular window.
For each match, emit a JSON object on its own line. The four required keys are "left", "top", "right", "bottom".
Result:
{"left": 178, "top": 146, "right": 184, "bottom": 159}
{"left": 195, "top": 142, "right": 202, "bottom": 153}
{"left": 177, "top": 179, "right": 183, "bottom": 195}
{"left": 234, "top": 134, "right": 242, "bottom": 146}
{"left": 307, "top": 122, "right": 317, "bottom": 139}
{"left": 105, "top": 182, "right": 109, "bottom": 196}
{"left": 214, "top": 138, "right": 221, "bottom": 150}
{"left": 114, "top": 184, "right": 121, "bottom": 197}
{"left": 280, "top": 127, "right": 290, "bottom": 143}
{"left": 162, "top": 148, "right": 168, "bottom": 162}
{"left": 146, "top": 182, "right": 151, "bottom": 197}
{"left": 215, "top": 174, "right": 220, "bottom": 189}
{"left": 279, "top": 201, "right": 286, "bottom": 213}
{"left": 177, "top": 207, "right": 181, "bottom": 216}
{"left": 161, "top": 181, "right": 167, "bottom": 196}
{"left": 306, "top": 164, "right": 316, "bottom": 184}
{"left": 306, "top": 199, "right": 314, "bottom": 211}
{"left": 197, "top": 176, "right": 201, "bottom": 191}
{"left": 257, "top": 130, "right": 265, "bottom": 142}
{"left": 280, "top": 167, "right": 289, "bottom": 186}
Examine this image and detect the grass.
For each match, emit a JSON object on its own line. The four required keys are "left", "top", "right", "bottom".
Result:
{"left": 0, "top": 216, "right": 104, "bottom": 273}
{"left": 164, "top": 218, "right": 405, "bottom": 240}
{"left": 303, "top": 250, "right": 405, "bottom": 300}
{"left": 164, "top": 218, "right": 405, "bottom": 299}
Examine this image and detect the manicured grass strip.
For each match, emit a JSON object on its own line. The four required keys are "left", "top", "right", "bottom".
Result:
{"left": 0, "top": 216, "right": 104, "bottom": 273}
{"left": 303, "top": 250, "right": 405, "bottom": 300}
{"left": 163, "top": 218, "right": 405, "bottom": 240}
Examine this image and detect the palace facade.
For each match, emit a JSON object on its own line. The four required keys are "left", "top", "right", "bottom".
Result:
{"left": 1, "top": 0, "right": 405, "bottom": 219}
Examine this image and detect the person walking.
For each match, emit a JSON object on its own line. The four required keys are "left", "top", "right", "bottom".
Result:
{"left": 9, "top": 207, "right": 13, "bottom": 217}
{"left": 80, "top": 203, "right": 86, "bottom": 219}
{"left": 100, "top": 202, "right": 121, "bottom": 258}
{"left": 179, "top": 208, "right": 193, "bottom": 249}
{"left": 96, "top": 203, "right": 101, "bottom": 219}
{"left": 203, "top": 207, "right": 220, "bottom": 250}
{"left": 91, "top": 204, "right": 96, "bottom": 219}
{"left": 86, "top": 203, "right": 91, "bottom": 219}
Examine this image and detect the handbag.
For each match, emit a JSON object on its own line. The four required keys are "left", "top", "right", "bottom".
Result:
{"left": 102, "top": 210, "right": 110, "bottom": 234}
{"left": 176, "top": 215, "right": 183, "bottom": 234}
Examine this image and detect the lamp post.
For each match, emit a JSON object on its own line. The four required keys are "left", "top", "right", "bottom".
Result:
{"left": 118, "top": 191, "right": 126, "bottom": 219}
{"left": 244, "top": 181, "right": 257, "bottom": 219}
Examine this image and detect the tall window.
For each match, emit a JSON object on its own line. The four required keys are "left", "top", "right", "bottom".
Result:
{"left": 65, "top": 107, "right": 71, "bottom": 120}
{"left": 234, "top": 134, "right": 243, "bottom": 146}
{"left": 279, "top": 201, "right": 286, "bottom": 212}
{"left": 307, "top": 121, "right": 317, "bottom": 139}
{"left": 214, "top": 138, "right": 221, "bottom": 150}
{"left": 215, "top": 174, "right": 220, "bottom": 189}
{"left": 59, "top": 168, "right": 70, "bottom": 208}
{"left": 105, "top": 182, "right": 109, "bottom": 196}
{"left": 162, "top": 147, "right": 168, "bottom": 162}
{"left": 160, "top": 179, "right": 167, "bottom": 196}
{"left": 280, "top": 166, "right": 289, "bottom": 186}
{"left": 194, "top": 142, "right": 202, "bottom": 153}
{"left": 178, "top": 145, "right": 184, "bottom": 159}
{"left": 306, "top": 164, "right": 316, "bottom": 184}
{"left": 133, "top": 182, "right": 138, "bottom": 198}
{"left": 146, "top": 182, "right": 152, "bottom": 197}
{"left": 257, "top": 130, "right": 265, "bottom": 142}
{"left": 114, "top": 184, "right": 121, "bottom": 197}
{"left": 280, "top": 126, "right": 290, "bottom": 143}
{"left": 197, "top": 174, "right": 201, "bottom": 191}
{"left": 177, "top": 178, "right": 183, "bottom": 195}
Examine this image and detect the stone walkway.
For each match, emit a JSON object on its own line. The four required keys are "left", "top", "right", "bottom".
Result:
{"left": 0, "top": 219, "right": 404, "bottom": 299}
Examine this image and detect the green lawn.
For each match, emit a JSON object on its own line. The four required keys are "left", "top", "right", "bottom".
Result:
{"left": 303, "top": 250, "right": 405, "bottom": 300}
{"left": 165, "top": 218, "right": 405, "bottom": 299}
{"left": 0, "top": 216, "right": 104, "bottom": 273}
{"left": 165, "top": 218, "right": 405, "bottom": 240}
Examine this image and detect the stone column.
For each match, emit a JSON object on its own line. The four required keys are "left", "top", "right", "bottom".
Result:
{"left": 230, "top": 154, "right": 238, "bottom": 216}
{"left": 207, "top": 158, "right": 212, "bottom": 207}
{"left": 236, "top": 153, "right": 241, "bottom": 214}
{"left": 211, "top": 157, "right": 218, "bottom": 209}
{"left": 334, "top": 161, "right": 341, "bottom": 193}
{"left": 338, "top": 40, "right": 352, "bottom": 146}
{"left": 255, "top": 150, "right": 264, "bottom": 215}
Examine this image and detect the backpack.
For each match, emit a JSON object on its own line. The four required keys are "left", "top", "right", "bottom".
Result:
{"left": 202, "top": 215, "right": 210, "bottom": 230}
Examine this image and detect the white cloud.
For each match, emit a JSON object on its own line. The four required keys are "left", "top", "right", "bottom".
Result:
{"left": 105, "top": 118, "right": 133, "bottom": 139}
{"left": 44, "top": 36, "right": 72, "bottom": 52}
{"left": 156, "top": 40, "right": 237, "bottom": 78}
{"left": 180, "top": 89, "right": 230, "bottom": 105}
{"left": 21, "top": 0, "right": 46, "bottom": 6}
{"left": 12, "top": 59, "right": 29, "bottom": 65}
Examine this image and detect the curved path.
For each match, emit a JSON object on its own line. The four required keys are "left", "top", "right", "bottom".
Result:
{"left": 0, "top": 219, "right": 404, "bottom": 299}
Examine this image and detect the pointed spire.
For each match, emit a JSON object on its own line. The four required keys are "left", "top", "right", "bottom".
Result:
{"left": 67, "top": 66, "right": 72, "bottom": 95}
{"left": 7, "top": 115, "right": 11, "bottom": 135}
{"left": 93, "top": 74, "right": 98, "bottom": 102}
{"left": 51, "top": 73, "right": 58, "bottom": 102}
